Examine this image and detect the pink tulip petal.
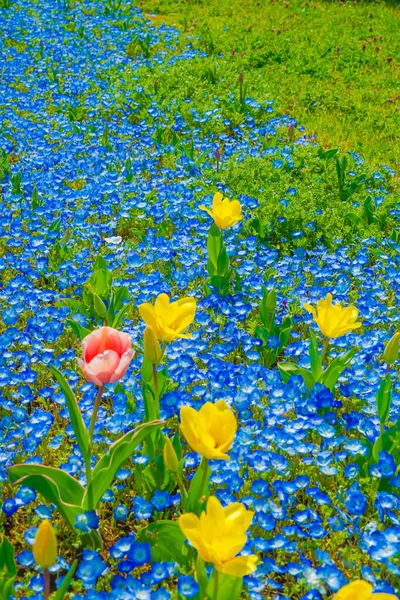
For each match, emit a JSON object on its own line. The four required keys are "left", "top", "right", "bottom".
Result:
{"left": 87, "top": 349, "right": 120, "bottom": 384}
{"left": 109, "top": 348, "right": 135, "bottom": 383}
{"left": 83, "top": 327, "right": 132, "bottom": 362}
{"left": 77, "top": 358, "right": 103, "bottom": 386}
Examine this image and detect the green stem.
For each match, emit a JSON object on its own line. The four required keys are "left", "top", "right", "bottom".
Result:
{"left": 320, "top": 338, "right": 330, "bottom": 365}
{"left": 196, "top": 457, "right": 209, "bottom": 509}
{"left": 213, "top": 568, "right": 219, "bottom": 600}
{"left": 86, "top": 385, "right": 105, "bottom": 512}
{"left": 174, "top": 472, "right": 188, "bottom": 510}
{"left": 88, "top": 385, "right": 105, "bottom": 447}
{"left": 44, "top": 569, "right": 50, "bottom": 600}
{"left": 152, "top": 363, "right": 160, "bottom": 419}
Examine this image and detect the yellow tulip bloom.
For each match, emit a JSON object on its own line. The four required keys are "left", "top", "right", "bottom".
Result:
{"left": 334, "top": 580, "right": 398, "bottom": 600}
{"left": 33, "top": 520, "right": 57, "bottom": 569}
{"left": 180, "top": 400, "right": 237, "bottom": 460}
{"left": 199, "top": 192, "right": 242, "bottom": 230}
{"left": 303, "top": 293, "right": 361, "bottom": 339}
{"left": 178, "top": 496, "right": 258, "bottom": 577}
{"left": 138, "top": 293, "right": 196, "bottom": 343}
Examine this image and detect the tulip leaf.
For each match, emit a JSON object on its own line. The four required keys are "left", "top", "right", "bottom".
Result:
{"left": 217, "top": 248, "right": 230, "bottom": 276}
{"left": 0, "top": 534, "right": 16, "bottom": 600}
{"left": 137, "top": 521, "right": 189, "bottom": 567}
{"left": 187, "top": 458, "right": 212, "bottom": 515}
{"left": 320, "top": 347, "right": 357, "bottom": 391}
{"left": 278, "top": 362, "right": 315, "bottom": 392}
{"left": 208, "top": 571, "right": 243, "bottom": 600}
{"left": 279, "top": 326, "right": 292, "bottom": 350}
{"left": 376, "top": 373, "right": 392, "bottom": 427}
{"left": 8, "top": 464, "right": 85, "bottom": 530}
{"left": 308, "top": 331, "right": 322, "bottom": 381}
{"left": 196, "top": 556, "right": 209, "bottom": 599}
{"left": 86, "top": 420, "right": 163, "bottom": 508}
{"left": 111, "top": 301, "right": 133, "bottom": 329}
{"left": 50, "top": 365, "right": 90, "bottom": 462}
{"left": 207, "top": 223, "right": 223, "bottom": 269}
{"left": 53, "top": 559, "right": 78, "bottom": 600}
{"left": 67, "top": 319, "right": 92, "bottom": 341}
{"left": 93, "top": 293, "right": 107, "bottom": 319}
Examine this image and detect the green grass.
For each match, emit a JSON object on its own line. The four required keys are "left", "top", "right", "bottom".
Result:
{"left": 139, "top": 0, "right": 400, "bottom": 170}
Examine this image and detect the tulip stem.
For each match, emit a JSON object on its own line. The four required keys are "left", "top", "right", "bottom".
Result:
{"left": 320, "top": 338, "right": 330, "bottom": 364}
{"left": 86, "top": 385, "right": 105, "bottom": 512}
{"left": 44, "top": 569, "right": 50, "bottom": 600}
{"left": 89, "top": 385, "right": 105, "bottom": 448}
{"left": 197, "top": 458, "right": 209, "bottom": 508}
{"left": 152, "top": 364, "right": 160, "bottom": 419}
{"left": 213, "top": 568, "right": 219, "bottom": 600}
{"left": 174, "top": 472, "right": 188, "bottom": 509}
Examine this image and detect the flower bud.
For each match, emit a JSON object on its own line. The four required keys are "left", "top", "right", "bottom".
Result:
{"left": 163, "top": 436, "right": 179, "bottom": 472}
{"left": 33, "top": 520, "right": 57, "bottom": 569}
{"left": 384, "top": 332, "right": 400, "bottom": 365}
{"left": 143, "top": 326, "right": 161, "bottom": 363}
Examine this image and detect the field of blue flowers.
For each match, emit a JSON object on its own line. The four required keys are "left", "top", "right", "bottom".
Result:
{"left": 1, "top": 0, "right": 400, "bottom": 599}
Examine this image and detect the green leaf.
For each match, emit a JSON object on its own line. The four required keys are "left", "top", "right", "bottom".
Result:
{"left": 345, "top": 212, "right": 364, "bottom": 227}
{"left": 187, "top": 458, "right": 211, "bottom": 515}
{"left": 8, "top": 464, "right": 84, "bottom": 530}
{"left": 50, "top": 365, "right": 90, "bottom": 461}
{"left": 372, "top": 435, "right": 384, "bottom": 464}
{"left": 66, "top": 319, "right": 92, "bottom": 341}
{"left": 111, "top": 301, "right": 132, "bottom": 329}
{"left": 376, "top": 374, "right": 392, "bottom": 427}
{"left": 86, "top": 421, "right": 163, "bottom": 508}
{"left": 0, "top": 534, "right": 16, "bottom": 600}
{"left": 318, "top": 147, "right": 338, "bottom": 160}
{"left": 308, "top": 331, "right": 322, "bottom": 381}
{"left": 208, "top": 571, "right": 243, "bottom": 600}
{"left": 320, "top": 347, "right": 357, "bottom": 391}
{"left": 53, "top": 559, "right": 78, "bottom": 600}
{"left": 278, "top": 362, "right": 315, "bottom": 392}
{"left": 260, "top": 286, "right": 276, "bottom": 330}
{"left": 196, "top": 556, "right": 209, "bottom": 599}
{"left": 217, "top": 248, "right": 229, "bottom": 276}
{"left": 137, "top": 521, "right": 189, "bottom": 566}
{"left": 93, "top": 293, "right": 107, "bottom": 319}
{"left": 278, "top": 326, "right": 291, "bottom": 350}
{"left": 207, "top": 223, "right": 223, "bottom": 269}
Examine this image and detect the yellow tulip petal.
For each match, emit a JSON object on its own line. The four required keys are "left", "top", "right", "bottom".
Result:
{"left": 138, "top": 303, "right": 160, "bottom": 337}
{"left": 334, "top": 581, "right": 373, "bottom": 600}
{"left": 372, "top": 594, "right": 399, "bottom": 600}
{"left": 212, "top": 192, "right": 224, "bottom": 208}
{"left": 216, "top": 554, "right": 258, "bottom": 577}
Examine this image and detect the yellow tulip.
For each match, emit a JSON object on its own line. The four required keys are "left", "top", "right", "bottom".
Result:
{"left": 180, "top": 400, "right": 237, "bottom": 460}
{"left": 178, "top": 496, "right": 257, "bottom": 577}
{"left": 303, "top": 293, "right": 361, "bottom": 339}
{"left": 199, "top": 192, "right": 242, "bottom": 230}
{"left": 143, "top": 326, "right": 162, "bottom": 363}
{"left": 138, "top": 293, "right": 196, "bottom": 343}
{"left": 334, "top": 580, "right": 398, "bottom": 600}
{"left": 383, "top": 332, "right": 400, "bottom": 365}
{"left": 33, "top": 520, "right": 57, "bottom": 569}
{"left": 163, "top": 436, "right": 179, "bottom": 472}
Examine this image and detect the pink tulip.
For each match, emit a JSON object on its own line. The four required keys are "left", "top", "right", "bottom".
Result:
{"left": 78, "top": 327, "right": 134, "bottom": 386}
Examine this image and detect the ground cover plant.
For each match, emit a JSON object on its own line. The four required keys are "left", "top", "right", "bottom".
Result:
{"left": 0, "top": 0, "right": 400, "bottom": 599}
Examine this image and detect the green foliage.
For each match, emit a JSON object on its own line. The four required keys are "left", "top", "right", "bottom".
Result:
{"left": 256, "top": 285, "right": 292, "bottom": 367}
{"left": 279, "top": 335, "right": 357, "bottom": 393}
{"left": 0, "top": 534, "right": 16, "bottom": 599}
{"left": 137, "top": 521, "right": 189, "bottom": 567}
{"left": 205, "top": 223, "right": 234, "bottom": 296}
{"left": 62, "top": 256, "right": 133, "bottom": 336}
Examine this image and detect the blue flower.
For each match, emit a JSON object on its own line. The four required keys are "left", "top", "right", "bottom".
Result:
{"left": 178, "top": 575, "right": 200, "bottom": 598}
{"left": 126, "top": 542, "right": 151, "bottom": 567}
{"left": 344, "top": 482, "right": 367, "bottom": 516}
{"left": 75, "top": 511, "right": 100, "bottom": 533}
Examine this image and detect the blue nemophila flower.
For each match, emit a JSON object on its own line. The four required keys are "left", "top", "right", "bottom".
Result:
{"left": 126, "top": 542, "right": 151, "bottom": 567}
{"left": 344, "top": 482, "right": 367, "bottom": 516}
{"left": 132, "top": 496, "right": 153, "bottom": 520}
{"left": 75, "top": 511, "right": 100, "bottom": 533}
{"left": 113, "top": 505, "right": 129, "bottom": 522}
{"left": 178, "top": 575, "right": 200, "bottom": 598}
{"left": 151, "top": 490, "right": 172, "bottom": 511}
{"left": 76, "top": 550, "right": 108, "bottom": 588}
